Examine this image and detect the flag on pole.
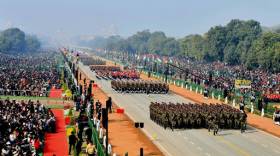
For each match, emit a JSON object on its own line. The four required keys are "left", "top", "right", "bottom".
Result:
{"left": 143, "top": 55, "right": 147, "bottom": 61}
{"left": 156, "top": 58, "right": 162, "bottom": 63}
{"left": 168, "top": 58, "right": 173, "bottom": 64}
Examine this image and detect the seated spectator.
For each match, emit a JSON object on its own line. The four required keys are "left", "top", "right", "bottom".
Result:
{"left": 0, "top": 99, "right": 55, "bottom": 155}
{"left": 0, "top": 52, "right": 60, "bottom": 96}
{"left": 86, "top": 141, "right": 96, "bottom": 156}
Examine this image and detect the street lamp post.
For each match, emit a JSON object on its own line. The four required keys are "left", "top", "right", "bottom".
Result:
{"left": 164, "top": 63, "right": 170, "bottom": 83}
{"left": 135, "top": 122, "right": 144, "bottom": 156}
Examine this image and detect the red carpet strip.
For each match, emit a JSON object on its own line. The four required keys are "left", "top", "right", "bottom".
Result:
{"left": 43, "top": 109, "right": 68, "bottom": 156}
{"left": 49, "top": 88, "right": 63, "bottom": 98}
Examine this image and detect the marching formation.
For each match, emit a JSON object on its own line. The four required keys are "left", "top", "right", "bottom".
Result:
{"left": 150, "top": 102, "right": 247, "bottom": 134}
{"left": 80, "top": 56, "right": 106, "bottom": 66}
{"left": 111, "top": 71, "right": 140, "bottom": 80}
{"left": 111, "top": 79, "right": 169, "bottom": 94}
{"left": 90, "top": 65, "right": 120, "bottom": 72}
{"left": 95, "top": 70, "right": 140, "bottom": 80}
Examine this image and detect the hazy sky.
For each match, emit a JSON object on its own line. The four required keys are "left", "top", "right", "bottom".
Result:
{"left": 0, "top": 0, "right": 279, "bottom": 38}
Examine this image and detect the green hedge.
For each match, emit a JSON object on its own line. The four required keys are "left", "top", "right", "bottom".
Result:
{"left": 88, "top": 119, "right": 106, "bottom": 156}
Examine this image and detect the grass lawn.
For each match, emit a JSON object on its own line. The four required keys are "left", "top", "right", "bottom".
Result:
{"left": 46, "top": 104, "right": 64, "bottom": 109}
{"left": 0, "top": 95, "right": 63, "bottom": 101}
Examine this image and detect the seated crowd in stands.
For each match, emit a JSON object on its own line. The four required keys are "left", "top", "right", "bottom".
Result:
{"left": 105, "top": 52, "right": 280, "bottom": 100}
{"left": 0, "top": 99, "right": 56, "bottom": 156}
{"left": 0, "top": 52, "right": 60, "bottom": 96}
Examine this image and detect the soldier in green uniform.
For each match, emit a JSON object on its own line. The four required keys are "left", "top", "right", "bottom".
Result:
{"left": 149, "top": 102, "right": 243, "bottom": 131}
{"left": 240, "top": 111, "right": 247, "bottom": 133}
{"left": 163, "top": 111, "right": 169, "bottom": 129}
{"left": 213, "top": 119, "right": 219, "bottom": 135}
{"left": 196, "top": 114, "right": 202, "bottom": 128}
{"left": 234, "top": 113, "right": 240, "bottom": 129}
{"left": 170, "top": 113, "right": 176, "bottom": 131}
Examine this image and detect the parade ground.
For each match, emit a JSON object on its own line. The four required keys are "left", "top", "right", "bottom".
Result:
{"left": 2, "top": 2, "right": 280, "bottom": 156}
{"left": 78, "top": 62, "right": 280, "bottom": 156}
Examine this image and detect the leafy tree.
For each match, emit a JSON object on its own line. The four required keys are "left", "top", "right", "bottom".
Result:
{"left": 204, "top": 26, "right": 227, "bottom": 61}
{"left": 128, "top": 30, "right": 151, "bottom": 53}
{"left": 252, "top": 32, "right": 280, "bottom": 70}
{"left": 224, "top": 44, "right": 239, "bottom": 65}
{"left": 162, "top": 37, "right": 180, "bottom": 56}
{"left": 272, "top": 42, "right": 280, "bottom": 72}
{"left": 0, "top": 28, "right": 41, "bottom": 53}
{"left": 84, "top": 19, "right": 280, "bottom": 72}
{"left": 180, "top": 34, "right": 205, "bottom": 60}
{"left": 0, "top": 35, "right": 9, "bottom": 52}
{"left": 1, "top": 28, "right": 26, "bottom": 52}
{"left": 25, "top": 35, "right": 41, "bottom": 52}
{"left": 147, "top": 31, "right": 167, "bottom": 54}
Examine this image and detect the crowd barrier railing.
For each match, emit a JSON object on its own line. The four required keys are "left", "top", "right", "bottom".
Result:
{"left": 88, "top": 119, "right": 106, "bottom": 156}
{"left": 0, "top": 89, "right": 51, "bottom": 97}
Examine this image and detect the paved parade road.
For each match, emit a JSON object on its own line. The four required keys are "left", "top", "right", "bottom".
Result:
{"left": 79, "top": 62, "right": 280, "bottom": 156}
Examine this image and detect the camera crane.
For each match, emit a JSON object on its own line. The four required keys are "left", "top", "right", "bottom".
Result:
{"left": 163, "top": 62, "right": 189, "bottom": 85}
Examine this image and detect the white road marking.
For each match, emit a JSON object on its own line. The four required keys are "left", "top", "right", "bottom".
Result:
{"left": 273, "top": 149, "right": 280, "bottom": 154}
{"left": 190, "top": 141, "right": 195, "bottom": 145}
{"left": 197, "top": 146, "right": 203, "bottom": 151}
{"left": 252, "top": 138, "right": 257, "bottom": 142}
{"left": 261, "top": 144, "right": 268, "bottom": 148}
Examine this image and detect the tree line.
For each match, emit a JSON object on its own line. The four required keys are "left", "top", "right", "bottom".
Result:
{"left": 0, "top": 28, "right": 41, "bottom": 53}
{"left": 80, "top": 19, "right": 280, "bottom": 72}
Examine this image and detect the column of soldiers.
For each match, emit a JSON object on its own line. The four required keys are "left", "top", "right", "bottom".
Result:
{"left": 111, "top": 80, "right": 169, "bottom": 94}
{"left": 95, "top": 70, "right": 140, "bottom": 80}
{"left": 80, "top": 57, "right": 106, "bottom": 65}
{"left": 90, "top": 65, "right": 120, "bottom": 72}
{"left": 150, "top": 102, "right": 247, "bottom": 135}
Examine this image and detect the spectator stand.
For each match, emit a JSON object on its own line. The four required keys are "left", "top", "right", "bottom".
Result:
{"left": 0, "top": 99, "right": 55, "bottom": 156}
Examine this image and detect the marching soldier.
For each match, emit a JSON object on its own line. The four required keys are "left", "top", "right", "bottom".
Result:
{"left": 213, "top": 118, "right": 219, "bottom": 135}
{"left": 150, "top": 102, "right": 244, "bottom": 132}
{"left": 111, "top": 80, "right": 169, "bottom": 94}
{"left": 240, "top": 111, "right": 247, "bottom": 133}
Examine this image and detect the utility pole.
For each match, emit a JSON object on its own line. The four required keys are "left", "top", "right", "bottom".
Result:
{"left": 164, "top": 63, "right": 169, "bottom": 83}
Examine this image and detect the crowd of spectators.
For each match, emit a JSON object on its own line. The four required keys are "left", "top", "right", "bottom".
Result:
{"left": 0, "top": 99, "right": 55, "bottom": 156}
{"left": 0, "top": 52, "right": 60, "bottom": 96}
{"left": 179, "top": 59, "right": 280, "bottom": 95}
{"left": 70, "top": 93, "right": 113, "bottom": 156}
{"left": 104, "top": 52, "right": 280, "bottom": 101}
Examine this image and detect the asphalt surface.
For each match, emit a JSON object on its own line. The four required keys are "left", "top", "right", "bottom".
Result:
{"left": 79, "top": 62, "right": 280, "bottom": 156}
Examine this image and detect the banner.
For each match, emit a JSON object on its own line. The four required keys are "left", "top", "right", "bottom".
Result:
{"left": 235, "top": 79, "right": 251, "bottom": 89}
